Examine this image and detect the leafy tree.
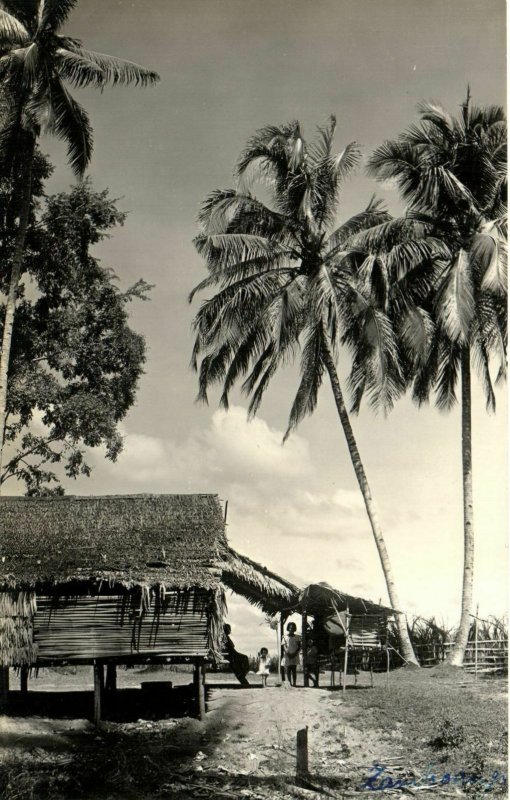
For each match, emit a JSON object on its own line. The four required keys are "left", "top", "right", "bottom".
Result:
{"left": 191, "top": 117, "right": 419, "bottom": 665}
{"left": 0, "top": 0, "right": 159, "bottom": 473}
{"left": 367, "top": 91, "right": 507, "bottom": 665}
{"left": 1, "top": 180, "right": 150, "bottom": 495}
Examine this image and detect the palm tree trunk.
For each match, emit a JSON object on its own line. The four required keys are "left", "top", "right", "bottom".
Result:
{"left": 447, "top": 345, "right": 474, "bottom": 666}
{"left": 0, "top": 137, "right": 35, "bottom": 479}
{"left": 321, "top": 338, "right": 419, "bottom": 666}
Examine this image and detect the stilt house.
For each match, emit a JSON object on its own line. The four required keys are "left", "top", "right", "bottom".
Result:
{"left": 0, "top": 494, "right": 298, "bottom": 721}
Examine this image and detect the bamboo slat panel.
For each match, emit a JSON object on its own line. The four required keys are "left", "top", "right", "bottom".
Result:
{"left": 34, "top": 591, "right": 209, "bottom": 662}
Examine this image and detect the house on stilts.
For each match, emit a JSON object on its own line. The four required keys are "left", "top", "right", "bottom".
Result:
{"left": 0, "top": 494, "right": 298, "bottom": 724}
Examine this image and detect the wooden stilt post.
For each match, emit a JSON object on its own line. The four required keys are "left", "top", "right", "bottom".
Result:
{"left": 276, "top": 613, "right": 282, "bottom": 685}
{"left": 301, "top": 612, "right": 308, "bottom": 687}
{"left": 198, "top": 662, "right": 206, "bottom": 721}
{"left": 93, "top": 662, "right": 104, "bottom": 727}
{"left": 296, "top": 726, "right": 309, "bottom": 785}
{"left": 280, "top": 616, "right": 286, "bottom": 683}
{"left": 0, "top": 667, "right": 9, "bottom": 712}
{"left": 20, "top": 666, "right": 28, "bottom": 694}
{"left": 105, "top": 663, "right": 117, "bottom": 693}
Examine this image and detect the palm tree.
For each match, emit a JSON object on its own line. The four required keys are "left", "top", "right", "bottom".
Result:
{"left": 190, "top": 117, "right": 420, "bottom": 665}
{"left": 0, "top": 0, "right": 159, "bottom": 473}
{"left": 367, "top": 91, "right": 507, "bottom": 666}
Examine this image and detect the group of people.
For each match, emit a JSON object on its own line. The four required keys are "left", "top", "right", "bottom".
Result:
{"left": 222, "top": 621, "right": 320, "bottom": 688}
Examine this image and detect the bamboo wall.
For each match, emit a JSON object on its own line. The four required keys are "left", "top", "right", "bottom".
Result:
{"left": 33, "top": 590, "right": 210, "bottom": 662}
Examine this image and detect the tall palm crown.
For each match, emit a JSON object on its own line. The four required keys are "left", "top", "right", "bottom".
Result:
{"left": 191, "top": 117, "right": 420, "bottom": 665}
{"left": 191, "top": 116, "right": 401, "bottom": 430}
{"left": 367, "top": 94, "right": 507, "bottom": 666}
{"left": 366, "top": 94, "right": 507, "bottom": 406}
{"left": 0, "top": 0, "right": 159, "bottom": 175}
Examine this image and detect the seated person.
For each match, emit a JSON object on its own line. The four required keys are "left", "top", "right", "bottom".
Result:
{"left": 222, "top": 623, "right": 250, "bottom": 687}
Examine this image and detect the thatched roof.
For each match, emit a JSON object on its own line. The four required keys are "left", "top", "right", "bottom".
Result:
{"left": 0, "top": 494, "right": 226, "bottom": 591}
{"left": 221, "top": 547, "right": 299, "bottom": 615}
{"left": 296, "top": 583, "right": 395, "bottom": 618}
{"left": 0, "top": 495, "right": 298, "bottom": 611}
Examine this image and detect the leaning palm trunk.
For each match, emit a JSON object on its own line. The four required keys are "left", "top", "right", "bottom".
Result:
{"left": 0, "top": 137, "right": 35, "bottom": 479}
{"left": 321, "top": 336, "right": 419, "bottom": 666}
{"left": 447, "top": 346, "right": 474, "bottom": 666}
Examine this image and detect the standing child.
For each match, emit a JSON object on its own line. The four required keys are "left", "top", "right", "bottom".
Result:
{"left": 257, "top": 646, "right": 271, "bottom": 687}
{"left": 282, "top": 622, "right": 301, "bottom": 686}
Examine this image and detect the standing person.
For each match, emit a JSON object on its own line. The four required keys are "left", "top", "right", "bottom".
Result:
{"left": 282, "top": 622, "right": 301, "bottom": 686}
{"left": 222, "top": 624, "right": 250, "bottom": 687}
{"left": 305, "top": 638, "right": 320, "bottom": 687}
{"left": 257, "top": 647, "right": 271, "bottom": 687}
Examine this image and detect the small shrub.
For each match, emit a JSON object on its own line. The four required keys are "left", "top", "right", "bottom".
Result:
{"left": 430, "top": 718, "right": 465, "bottom": 750}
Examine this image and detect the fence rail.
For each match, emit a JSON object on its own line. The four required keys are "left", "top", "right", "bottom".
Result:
{"left": 413, "top": 639, "right": 508, "bottom": 673}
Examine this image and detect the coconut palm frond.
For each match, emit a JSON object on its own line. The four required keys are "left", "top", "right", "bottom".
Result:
{"left": 38, "top": 0, "right": 79, "bottom": 32}
{"left": 471, "top": 226, "right": 508, "bottom": 295}
{"left": 283, "top": 322, "right": 325, "bottom": 441}
{"left": 196, "top": 345, "right": 232, "bottom": 404}
{"left": 398, "top": 305, "right": 435, "bottom": 368}
{"left": 54, "top": 47, "right": 106, "bottom": 88}
{"left": 471, "top": 339, "right": 496, "bottom": 412}
{"left": 325, "top": 196, "right": 390, "bottom": 255}
{"left": 43, "top": 76, "right": 93, "bottom": 175}
{"left": 435, "top": 249, "right": 475, "bottom": 343}
{"left": 417, "top": 100, "right": 457, "bottom": 139}
{"left": 386, "top": 237, "right": 450, "bottom": 281}
{"left": 367, "top": 140, "right": 422, "bottom": 203}
{"left": 435, "top": 340, "right": 460, "bottom": 411}
{"left": 61, "top": 40, "right": 159, "bottom": 86}
{"left": 0, "top": 9, "right": 29, "bottom": 42}
{"left": 1, "top": 1, "right": 38, "bottom": 33}
{"left": 219, "top": 325, "right": 271, "bottom": 410}
{"left": 194, "top": 232, "right": 294, "bottom": 274}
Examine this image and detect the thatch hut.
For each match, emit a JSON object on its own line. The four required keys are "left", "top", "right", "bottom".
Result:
{"left": 290, "top": 582, "right": 395, "bottom": 690}
{"left": 0, "top": 494, "right": 297, "bottom": 722}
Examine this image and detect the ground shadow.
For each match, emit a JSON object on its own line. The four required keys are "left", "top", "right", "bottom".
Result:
{"left": 7, "top": 684, "right": 204, "bottom": 722}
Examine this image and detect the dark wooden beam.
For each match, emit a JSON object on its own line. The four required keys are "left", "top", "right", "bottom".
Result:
{"left": 0, "top": 667, "right": 9, "bottom": 712}
{"left": 93, "top": 662, "right": 104, "bottom": 727}
{"left": 20, "top": 666, "right": 28, "bottom": 694}
{"left": 105, "top": 663, "right": 117, "bottom": 693}
{"left": 194, "top": 661, "right": 206, "bottom": 720}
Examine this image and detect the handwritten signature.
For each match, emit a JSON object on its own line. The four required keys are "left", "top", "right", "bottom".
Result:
{"left": 361, "top": 762, "right": 508, "bottom": 792}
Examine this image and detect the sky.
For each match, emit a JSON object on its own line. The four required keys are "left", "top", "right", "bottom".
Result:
{"left": 10, "top": 0, "right": 508, "bottom": 652}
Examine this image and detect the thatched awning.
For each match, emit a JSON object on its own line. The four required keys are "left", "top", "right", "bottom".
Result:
{"left": 295, "top": 582, "right": 395, "bottom": 617}
{"left": 221, "top": 548, "right": 299, "bottom": 615}
{"left": 0, "top": 494, "right": 226, "bottom": 591}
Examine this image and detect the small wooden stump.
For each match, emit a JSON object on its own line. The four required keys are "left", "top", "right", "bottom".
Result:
{"left": 296, "top": 726, "right": 309, "bottom": 784}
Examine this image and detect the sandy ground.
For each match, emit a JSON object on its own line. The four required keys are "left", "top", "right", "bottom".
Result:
{"left": 0, "top": 667, "right": 507, "bottom": 799}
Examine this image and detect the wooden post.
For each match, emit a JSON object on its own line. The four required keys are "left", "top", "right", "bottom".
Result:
{"left": 93, "top": 662, "right": 104, "bottom": 727}
{"left": 20, "top": 666, "right": 28, "bottom": 693}
{"left": 474, "top": 605, "right": 479, "bottom": 681}
{"left": 296, "top": 727, "right": 309, "bottom": 784}
{"left": 342, "top": 611, "right": 350, "bottom": 695}
{"left": 276, "top": 613, "right": 282, "bottom": 684}
{"left": 198, "top": 662, "right": 206, "bottom": 721}
{"left": 280, "top": 615, "right": 286, "bottom": 683}
{"left": 194, "top": 661, "right": 206, "bottom": 720}
{"left": 301, "top": 612, "right": 308, "bottom": 687}
{"left": 105, "top": 663, "right": 117, "bottom": 693}
{"left": 0, "top": 667, "right": 9, "bottom": 712}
